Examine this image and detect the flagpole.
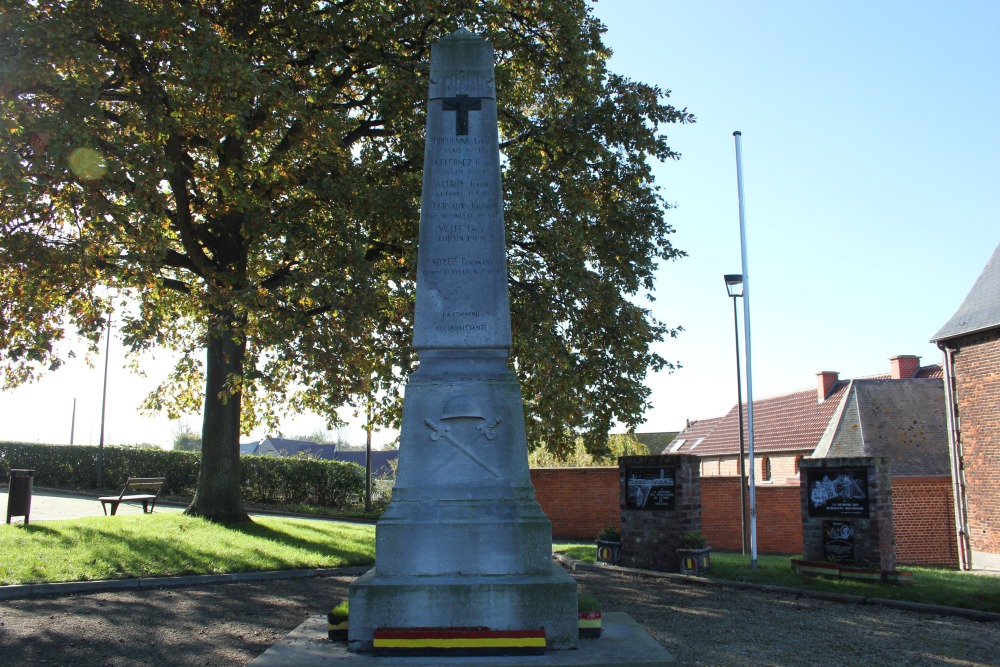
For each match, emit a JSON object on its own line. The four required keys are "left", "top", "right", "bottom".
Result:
{"left": 734, "top": 131, "right": 758, "bottom": 570}
{"left": 98, "top": 316, "right": 111, "bottom": 488}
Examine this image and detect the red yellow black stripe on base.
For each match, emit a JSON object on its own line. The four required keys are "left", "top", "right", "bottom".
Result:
{"left": 373, "top": 627, "right": 546, "bottom": 656}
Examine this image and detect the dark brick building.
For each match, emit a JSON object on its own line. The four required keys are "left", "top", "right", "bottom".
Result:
{"left": 932, "top": 243, "right": 1000, "bottom": 571}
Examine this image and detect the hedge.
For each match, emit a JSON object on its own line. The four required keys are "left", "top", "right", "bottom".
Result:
{"left": 0, "top": 442, "right": 368, "bottom": 510}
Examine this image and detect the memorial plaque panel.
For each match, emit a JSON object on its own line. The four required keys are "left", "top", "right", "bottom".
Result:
{"left": 823, "top": 520, "right": 855, "bottom": 564}
{"left": 625, "top": 467, "right": 676, "bottom": 510}
{"left": 807, "top": 468, "right": 870, "bottom": 518}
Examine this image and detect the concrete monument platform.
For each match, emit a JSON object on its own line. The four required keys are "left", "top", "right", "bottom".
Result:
{"left": 249, "top": 612, "right": 676, "bottom": 666}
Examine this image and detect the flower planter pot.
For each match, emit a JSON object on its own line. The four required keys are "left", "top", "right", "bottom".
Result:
{"left": 677, "top": 547, "right": 711, "bottom": 575}
{"left": 327, "top": 601, "right": 349, "bottom": 641}
{"left": 839, "top": 566, "right": 883, "bottom": 582}
{"left": 884, "top": 570, "right": 914, "bottom": 585}
{"left": 791, "top": 559, "right": 841, "bottom": 578}
{"left": 596, "top": 540, "right": 621, "bottom": 565}
{"left": 791, "top": 559, "right": 914, "bottom": 585}
{"left": 578, "top": 611, "right": 602, "bottom": 638}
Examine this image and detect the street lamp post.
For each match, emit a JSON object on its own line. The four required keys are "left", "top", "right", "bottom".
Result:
{"left": 724, "top": 274, "right": 750, "bottom": 556}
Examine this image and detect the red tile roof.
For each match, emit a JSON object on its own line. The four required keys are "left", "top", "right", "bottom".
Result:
{"left": 671, "top": 382, "right": 850, "bottom": 457}
{"left": 858, "top": 364, "right": 943, "bottom": 380}
{"left": 668, "top": 361, "right": 944, "bottom": 459}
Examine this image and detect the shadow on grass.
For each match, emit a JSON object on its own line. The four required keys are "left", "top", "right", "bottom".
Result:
{"left": 226, "top": 518, "right": 375, "bottom": 567}
{"left": 0, "top": 514, "right": 375, "bottom": 585}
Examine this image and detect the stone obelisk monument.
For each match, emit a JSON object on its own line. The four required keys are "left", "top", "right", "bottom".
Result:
{"left": 347, "top": 29, "right": 578, "bottom": 651}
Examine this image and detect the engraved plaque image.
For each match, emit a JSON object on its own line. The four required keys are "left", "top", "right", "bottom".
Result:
{"left": 807, "top": 469, "right": 870, "bottom": 518}
{"left": 625, "top": 467, "right": 676, "bottom": 510}
{"left": 823, "top": 520, "right": 855, "bottom": 564}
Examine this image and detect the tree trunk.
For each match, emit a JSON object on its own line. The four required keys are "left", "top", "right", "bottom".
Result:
{"left": 187, "top": 313, "right": 250, "bottom": 522}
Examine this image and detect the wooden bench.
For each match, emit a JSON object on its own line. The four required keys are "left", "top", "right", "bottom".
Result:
{"left": 99, "top": 477, "right": 166, "bottom": 516}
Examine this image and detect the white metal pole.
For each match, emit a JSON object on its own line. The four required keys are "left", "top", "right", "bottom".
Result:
{"left": 98, "top": 316, "right": 111, "bottom": 488}
{"left": 734, "top": 131, "right": 758, "bottom": 569}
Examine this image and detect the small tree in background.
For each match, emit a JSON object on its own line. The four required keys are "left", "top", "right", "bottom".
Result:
{"left": 172, "top": 424, "right": 202, "bottom": 453}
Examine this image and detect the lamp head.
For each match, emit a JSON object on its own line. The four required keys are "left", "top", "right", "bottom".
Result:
{"left": 724, "top": 274, "right": 744, "bottom": 298}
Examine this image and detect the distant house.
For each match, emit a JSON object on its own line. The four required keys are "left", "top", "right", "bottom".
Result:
{"left": 931, "top": 242, "right": 1000, "bottom": 571}
{"left": 632, "top": 432, "right": 678, "bottom": 454}
{"left": 243, "top": 436, "right": 397, "bottom": 476}
{"left": 668, "top": 356, "right": 946, "bottom": 484}
{"left": 239, "top": 441, "right": 261, "bottom": 456}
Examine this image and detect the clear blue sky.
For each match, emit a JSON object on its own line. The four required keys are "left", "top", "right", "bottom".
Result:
{"left": 598, "top": 0, "right": 999, "bottom": 434}
{"left": 2, "top": 1, "right": 997, "bottom": 447}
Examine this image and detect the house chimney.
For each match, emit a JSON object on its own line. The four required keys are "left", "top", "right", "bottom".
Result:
{"left": 817, "top": 371, "right": 839, "bottom": 403}
{"left": 890, "top": 355, "right": 920, "bottom": 379}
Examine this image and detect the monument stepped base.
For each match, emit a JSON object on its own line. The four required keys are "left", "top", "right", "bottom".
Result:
{"left": 248, "top": 611, "right": 676, "bottom": 666}
{"left": 347, "top": 563, "right": 579, "bottom": 651}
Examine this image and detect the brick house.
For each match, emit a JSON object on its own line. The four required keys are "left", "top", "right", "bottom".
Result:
{"left": 666, "top": 357, "right": 957, "bottom": 565}
{"left": 668, "top": 356, "right": 945, "bottom": 484}
{"left": 931, "top": 243, "right": 1000, "bottom": 571}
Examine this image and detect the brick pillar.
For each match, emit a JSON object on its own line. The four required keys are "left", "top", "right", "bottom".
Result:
{"left": 618, "top": 455, "right": 701, "bottom": 571}
{"left": 799, "top": 457, "right": 896, "bottom": 571}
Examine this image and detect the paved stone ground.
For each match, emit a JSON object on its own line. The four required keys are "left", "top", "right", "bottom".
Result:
{"left": 2, "top": 568, "right": 999, "bottom": 667}
{"left": 2, "top": 487, "right": 185, "bottom": 522}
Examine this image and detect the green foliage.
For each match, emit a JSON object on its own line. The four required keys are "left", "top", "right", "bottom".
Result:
{"left": 577, "top": 593, "right": 601, "bottom": 613}
{"left": 0, "top": 1, "right": 692, "bottom": 513}
{"left": 369, "top": 457, "right": 398, "bottom": 513}
{"left": 0, "top": 442, "right": 200, "bottom": 494}
{"left": 680, "top": 531, "right": 707, "bottom": 549}
{"left": 0, "top": 442, "right": 365, "bottom": 509}
{"left": 0, "top": 514, "right": 375, "bottom": 585}
{"left": 329, "top": 600, "right": 350, "bottom": 624}
{"left": 172, "top": 424, "right": 202, "bottom": 452}
{"left": 529, "top": 432, "right": 650, "bottom": 467}
{"left": 241, "top": 453, "right": 365, "bottom": 508}
{"left": 597, "top": 524, "right": 620, "bottom": 542}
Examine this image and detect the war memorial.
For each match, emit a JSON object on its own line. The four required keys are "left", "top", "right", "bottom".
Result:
{"left": 249, "top": 28, "right": 674, "bottom": 666}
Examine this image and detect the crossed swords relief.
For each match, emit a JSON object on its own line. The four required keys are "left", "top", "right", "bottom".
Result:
{"left": 424, "top": 416, "right": 502, "bottom": 477}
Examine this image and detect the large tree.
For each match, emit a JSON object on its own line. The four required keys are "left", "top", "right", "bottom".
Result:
{"left": 0, "top": 0, "right": 691, "bottom": 520}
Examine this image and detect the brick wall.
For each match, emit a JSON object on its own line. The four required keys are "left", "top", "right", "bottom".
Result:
{"left": 951, "top": 331, "right": 1000, "bottom": 557}
{"left": 701, "top": 477, "right": 742, "bottom": 550}
{"left": 530, "top": 467, "right": 620, "bottom": 540}
{"left": 533, "top": 465, "right": 958, "bottom": 566}
{"left": 701, "top": 453, "right": 804, "bottom": 485}
{"left": 701, "top": 477, "right": 802, "bottom": 553}
{"left": 758, "top": 484, "right": 805, "bottom": 554}
{"left": 892, "top": 476, "right": 959, "bottom": 567}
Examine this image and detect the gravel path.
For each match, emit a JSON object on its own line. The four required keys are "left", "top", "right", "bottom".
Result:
{"left": 1, "top": 567, "right": 998, "bottom": 666}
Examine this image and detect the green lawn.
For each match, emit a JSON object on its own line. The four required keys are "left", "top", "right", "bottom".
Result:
{"left": 552, "top": 543, "right": 1000, "bottom": 614}
{"left": 0, "top": 514, "right": 375, "bottom": 585}
{"left": 3, "top": 521, "right": 998, "bottom": 616}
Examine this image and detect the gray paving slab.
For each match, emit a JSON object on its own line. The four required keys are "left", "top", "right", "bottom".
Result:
{"left": 248, "top": 612, "right": 675, "bottom": 666}
{"left": 2, "top": 487, "right": 184, "bottom": 522}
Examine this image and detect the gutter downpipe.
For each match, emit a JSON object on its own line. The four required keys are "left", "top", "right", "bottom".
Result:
{"left": 938, "top": 341, "right": 972, "bottom": 570}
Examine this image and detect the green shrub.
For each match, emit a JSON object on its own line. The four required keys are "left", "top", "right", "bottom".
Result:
{"left": 597, "top": 524, "right": 620, "bottom": 542}
{"left": 681, "top": 531, "right": 707, "bottom": 549}
{"left": 0, "top": 442, "right": 366, "bottom": 510}
{"left": 577, "top": 593, "right": 601, "bottom": 613}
